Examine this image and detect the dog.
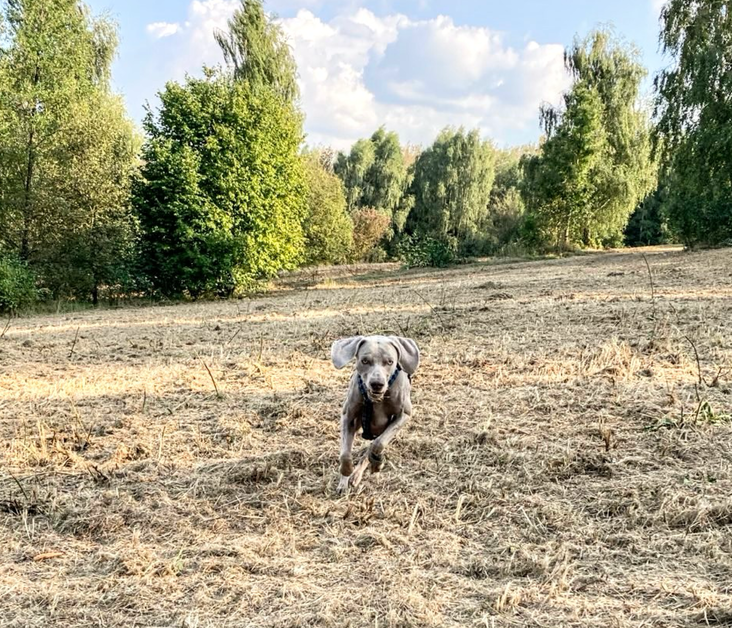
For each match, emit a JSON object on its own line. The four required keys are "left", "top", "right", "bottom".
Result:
{"left": 330, "top": 335, "right": 420, "bottom": 494}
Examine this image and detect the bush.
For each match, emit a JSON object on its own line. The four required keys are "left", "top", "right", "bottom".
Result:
{"left": 0, "top": 255, "right": 37, "bottom": 313}
{"left": 351, "top": 208, "right": 390, "bottom": 261}
{"left": 398, "top": 236, "right": 457, "bottom": 268}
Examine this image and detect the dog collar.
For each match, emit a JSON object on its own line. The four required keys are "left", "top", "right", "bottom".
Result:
{"left": 357, "top": 365, "right": 402, "bottom": 401}
{"left": 357, "top": 366, "right": 404, "bottom": 441}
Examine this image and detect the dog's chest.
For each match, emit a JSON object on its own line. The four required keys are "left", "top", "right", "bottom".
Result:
{"left": 367, "top": 398, "right": 400, "bottom": 437}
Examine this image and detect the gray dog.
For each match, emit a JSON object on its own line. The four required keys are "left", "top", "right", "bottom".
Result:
{"left": 331, "top": 335, "right": 420, "bottom": 494}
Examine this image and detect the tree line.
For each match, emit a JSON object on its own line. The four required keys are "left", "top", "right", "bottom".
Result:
{"left": 0, "top": 0, "right": 730, "bottom": 312}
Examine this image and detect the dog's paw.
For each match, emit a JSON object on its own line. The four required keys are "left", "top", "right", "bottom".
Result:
{"left": 368, "top": 449, "right": 384, "bottom": 473}
{"left": 337, "top": 475, "right": 351, "bottom": 495}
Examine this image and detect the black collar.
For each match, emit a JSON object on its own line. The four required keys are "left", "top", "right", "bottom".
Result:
{"left": 357, "top": 366, "right": 405, "bottom": 441}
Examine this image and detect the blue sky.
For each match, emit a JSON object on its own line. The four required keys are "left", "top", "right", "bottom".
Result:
{"left": 85, "top": 0, "right": 667, "bottom": 149}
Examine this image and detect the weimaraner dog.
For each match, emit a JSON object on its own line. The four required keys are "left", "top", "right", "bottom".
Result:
{"left": 331, "top": 335, "right": 420, "bottom": 494}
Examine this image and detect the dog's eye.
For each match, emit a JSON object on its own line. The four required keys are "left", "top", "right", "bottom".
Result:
{"left": 387, "top": 359, "right": 394, "bottom": 365}
{"left": 361, "top": 358, "right": 369, "bottom": 364}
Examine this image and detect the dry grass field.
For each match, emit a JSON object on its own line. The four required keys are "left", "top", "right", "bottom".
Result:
{"left": 2, "top": 246, "right": 732, "bottom": 627}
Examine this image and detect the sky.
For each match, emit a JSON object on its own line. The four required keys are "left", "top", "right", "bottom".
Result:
{"left": 85, "top": 0, "right": 669, "bottom": 150}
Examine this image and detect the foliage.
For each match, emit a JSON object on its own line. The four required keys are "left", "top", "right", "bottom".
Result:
{"left": 0, "top": 252, "right": 37, "bottom": 313}
{"left": 134, "top": 70, "right": 306, "bottom": 298}
{"left": 45, "top": 94, "right": 139, "bottom": 302}
{"left": 350, "top": 208, "right": 391, "bottom": 262}
{"left": 521, "top": 29, "right": 655, "bottom": 250}
{"left": 397, "top": 235, "right": 457, "bottom": 268}
{"left": 302, "top": 152, "right": 353, "bottom": 265}
{"left": 483, "top": 146, "right": 535, "bottom": 253}
{"left": 214, "top": 0, "right": 299, "bottom": 102}
{"left": 334, "top": 127, "right": 414, "bottom": 236}
{"left": 0, "top": 0, "right": 138, "bottom": 302}
{"left": 654, "top": 0, "right": 732, "bottom": 245}
{"left": 624, "top": 188, "right": 670, "bottom": 247}
{"left": 407, "top": 127, "right": 495, "bottom": 254}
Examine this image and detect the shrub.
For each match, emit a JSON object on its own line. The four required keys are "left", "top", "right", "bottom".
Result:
{"left": 351, "top": 208, "right": 390, "bottom": 261}
{"left": 398, "top": 236, "right": 457, "bottom": 268}
{"left": 0, "top": 255, "right": 37, "bottom": 313}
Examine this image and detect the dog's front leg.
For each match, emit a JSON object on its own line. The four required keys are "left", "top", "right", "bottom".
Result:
{"left": 337, "top": 413, "right": 357, "bottom": 494}
{"left": 368, "top": 412, "right": 410, "bottom": 473}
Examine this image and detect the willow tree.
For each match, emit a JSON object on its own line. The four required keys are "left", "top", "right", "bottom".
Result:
{"left": 215, "top": 0, "right": 299, "bottom": 102}
{"left": 521, "top": 29, "right": 655, "bottom": 249}
{"left": 334, "top": 127, "right": 414, "bottom": 236}
{"left": 655, "top": 0, "right": 732, "bottom": 245}
{"left": 407, "top": 127, "right": 495, "bottom": 250}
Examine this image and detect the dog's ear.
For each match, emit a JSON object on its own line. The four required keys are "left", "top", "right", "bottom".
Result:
{"left": 388, "top": 336, "right": 420, "bottom": 375}
{"left": 331, "top": 336, "right": 366, "bottom": 369}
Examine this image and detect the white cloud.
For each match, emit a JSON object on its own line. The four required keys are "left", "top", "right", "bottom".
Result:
{"left": 147, "top": 3, "right": 570, "bottom": 149}
{"left": 146, "top": 22, "right": 182, "bottom": 39}
{"left": 281, "top": 9, "right": 570, "bottom": 148}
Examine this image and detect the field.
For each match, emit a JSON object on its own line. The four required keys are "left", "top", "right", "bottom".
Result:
{"left": 1, "top": 246, "right": 732, "bottom": 627}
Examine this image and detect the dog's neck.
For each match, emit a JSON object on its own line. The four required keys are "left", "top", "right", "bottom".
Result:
{"left": 357, "top": 365, "right": 402, "bottom": 404}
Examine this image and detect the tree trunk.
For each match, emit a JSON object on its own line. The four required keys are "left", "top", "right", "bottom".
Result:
{"left": 21, "top": 63, "right": 41, "bottom": 261}
{"left": 20, "top": 127, "right": 35, "bottom": 261}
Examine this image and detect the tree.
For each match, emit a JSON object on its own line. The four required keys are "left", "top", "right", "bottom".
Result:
{"left": 215, "top": 0, "right": 299, "bottom": 102}
{"left": 407, "top": 127, "right": 495, "bottom": 253}
{"left": 302, "top": 151, "right": 353, "bottom": 265}
{"left": 335, "top": 138, "right": 374, "bottom": 212}
{"left": 0, "top": 0, "right": 138, "bottom": 301}
{"left": 52, "top": 94, "right": 139, "bottom": 303}
{"left": 334, "top": 127, "right": 414, "bottom": 236}
{"left": 624, "top": 187, "right": 670, "bottom": 247}
{"left": 654, "top": 0, "right": 732, "bottom": 245}
{"left": 134, "top": 70, "right": 306, "bottom": 297}
{"left": 521, "top": 29, "right": 655, "bottom": 250}
{"left": 486, "top": 146, "right": 536, "bottom": 251}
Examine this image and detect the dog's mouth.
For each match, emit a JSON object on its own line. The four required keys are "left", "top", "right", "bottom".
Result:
{"left": 367, "top": 389, "right": 387, "bottom": 402}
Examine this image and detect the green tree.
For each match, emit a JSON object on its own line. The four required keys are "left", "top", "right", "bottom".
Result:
{"left": 486, "top": 146, "right": 536, "bottom": 252}
{"left": 134, "top": 70, "right": 306, "bottom": 297}
{"left": 407, "top": 127, "right": 495, "bottom": 253}
{"left": 0, "top": 0, "right": 138, "bottom": 301}
{"left": 521, "top": 29, "right": 655, "bottom": 250}
{"left": 302, "top": 151, "right": 353, "bottom": 265}
{"left": 624, "top": 188, "right": 669, "bottom": 246}
{"left": 334, "top": 127, "right": 414, "bottom": 236}
{"left": 655, "top": 0, "right": 732, "bottom": 245}
{"left": 51, "top": 95, "right": 139, "bottom": 303}
{"left": 215, "top": 0, "right": 299, "bottom": 102}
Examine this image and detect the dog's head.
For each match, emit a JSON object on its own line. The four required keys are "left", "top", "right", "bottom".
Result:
{"left": 331, "top": 335, "right": 419, "bottom": 401}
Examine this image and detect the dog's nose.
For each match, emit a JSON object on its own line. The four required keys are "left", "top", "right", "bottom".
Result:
{"left": 370, "top": 381, "right": 385, "bottom": 392}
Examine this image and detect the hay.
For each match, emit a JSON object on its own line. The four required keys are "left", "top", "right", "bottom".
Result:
{"left": 1, "top": 245, "right": 732, "bottom": 627}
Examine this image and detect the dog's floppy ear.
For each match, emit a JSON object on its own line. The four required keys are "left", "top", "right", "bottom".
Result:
{"left": 331, "top": 336, "right": 365, "bottom": 369}
{"left": 388, "top": 336, "right": 420, "bottom": 375}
